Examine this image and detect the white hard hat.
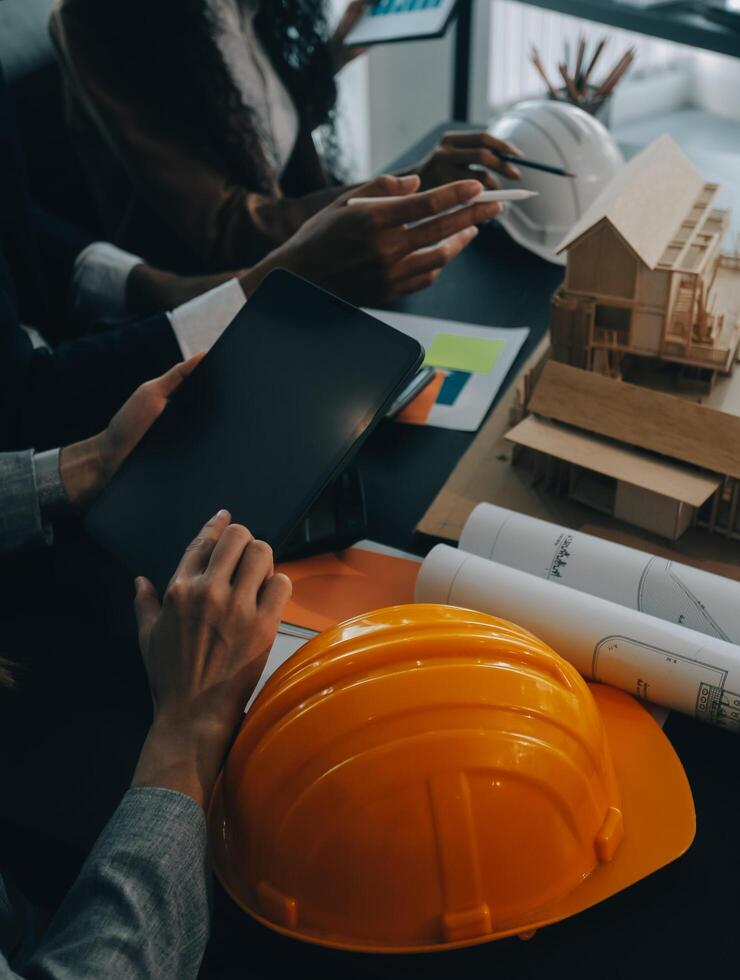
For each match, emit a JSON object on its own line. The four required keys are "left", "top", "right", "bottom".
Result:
{"left": 489, "top": 99, "right": 624, "bottom": 265}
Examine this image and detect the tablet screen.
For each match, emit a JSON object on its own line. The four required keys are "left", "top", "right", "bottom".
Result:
{"left": 85, "top": 271, "right": 423, "bottom": 592}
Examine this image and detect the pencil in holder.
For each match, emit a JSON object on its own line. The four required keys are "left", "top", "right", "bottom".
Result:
{"left": 549, "top": 86, "right": 613, "bottom": 129}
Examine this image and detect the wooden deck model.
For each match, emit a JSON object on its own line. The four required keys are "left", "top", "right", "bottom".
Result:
{"left": 506, "top": 361, "right": 740, "bottom": 541}
{"left": 550, "top": 135, "right": 740, "bottom": 387}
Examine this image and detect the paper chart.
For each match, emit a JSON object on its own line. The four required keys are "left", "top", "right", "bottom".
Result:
{"left": 366, "top": 309, "right": 529, "bottom": 431}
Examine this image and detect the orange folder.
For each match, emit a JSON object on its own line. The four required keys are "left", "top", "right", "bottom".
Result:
{"left": 277, "top": 547, "right": 421, "bottom": 632}
{"left": 396, "top": 370, "right": 445, "bottom": 425}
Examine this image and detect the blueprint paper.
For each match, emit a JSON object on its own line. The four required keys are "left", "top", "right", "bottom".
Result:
{"left": 459, "top": 504, "right": 740, "bottom": 644}
{"left": 416, "top": 543, "right": 740, "bottom": 732}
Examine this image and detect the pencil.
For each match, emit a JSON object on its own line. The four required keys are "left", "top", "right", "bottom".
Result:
{"left": 574, "top": 35, "right": 586, "bottom": 88}
{"left": 593, "top": 48, "right": 634, "bottom": 100}
{"left": 582, "top": 37, "right": 607, "bottom": 89}
{"left": 496, "top": 152, "right": 576, "bottom": 179}
{"left": 530, "top": 45, "right": 559, "bottom": 98}
{"left": 559, "top": 62, "right": 582, "bottom": 103}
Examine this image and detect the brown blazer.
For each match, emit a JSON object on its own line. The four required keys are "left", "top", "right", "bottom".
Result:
{"left": 50, "top": 0, "right": 338, "bottom": 274}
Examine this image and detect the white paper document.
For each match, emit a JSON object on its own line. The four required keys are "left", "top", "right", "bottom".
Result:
{"left": 417, "top": 511, "right": 740, "bottom": 732}
{"left": 460, "top": 504, "right": 740, "bottom": 644}
{"left": 365, "top": 309, "right": 529, "bottom": 431}
{"left": 244, "top": 624, "right": 315, "bottom": 713}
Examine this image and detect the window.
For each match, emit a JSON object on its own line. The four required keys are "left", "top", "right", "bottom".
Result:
{"left": 594, "top": 304, "right": 631, "bottom": 345}
{"left": 486, "top": 0, "right": 684, "bottom": 114}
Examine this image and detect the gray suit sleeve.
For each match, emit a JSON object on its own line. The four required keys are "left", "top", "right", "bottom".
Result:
{"left": 5, "top": 788, "right": 210, "bottom": 980}
{"left": 0, "top": 452, "right": 53, "bottom": 556}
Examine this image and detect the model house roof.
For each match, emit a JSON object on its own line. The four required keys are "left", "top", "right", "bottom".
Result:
{"left": 528, "top": 361, "right": 740, "bottom": 480}
{"left": 505, "top": 415, "right": 720, "bottom": 506}
{"left": 556, "top": 135, "right": 710, "bottom": 270}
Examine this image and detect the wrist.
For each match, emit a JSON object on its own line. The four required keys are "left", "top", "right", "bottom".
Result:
{"left": 132, "top": 714, "right": 238, "bottom": 810}
{"left": 238, "top": 249, "right": 293, "bottom": 298}
{"left": 59, "top": 436, "right": 105, "bottom": 509}
{"left": 127, "top": 264, "right": 221, "bottom": 314}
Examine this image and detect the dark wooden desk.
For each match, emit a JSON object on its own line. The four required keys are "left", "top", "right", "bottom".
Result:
{"left": 0, "top": 124, "right": 736, "bottom": 980}
{"left": 200, "top": 127, "right": 740, "bottom": 978}
{"left": 357, "top": 125, "right": 564, "bottom": 556}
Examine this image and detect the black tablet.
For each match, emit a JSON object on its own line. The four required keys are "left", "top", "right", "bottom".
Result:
{"left": 345, "top": 0, "right": 460, "bottom": 46}
{"left": 84, "top": 270, "right": 423, "bottom": 592}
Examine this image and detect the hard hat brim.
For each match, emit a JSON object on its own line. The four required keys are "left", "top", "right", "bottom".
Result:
{"left": 209, "top": 681, "right": 694, "bottom": 953}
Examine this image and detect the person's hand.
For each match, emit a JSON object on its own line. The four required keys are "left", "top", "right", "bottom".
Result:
{"left": 131, "top": 511, "right": 292, "bottom": 808}
{"left": 59, "top": 355, "right": 203, "bottom": 508}
{"left": 330, "top": 0, "right": 370, "bottom": 72}
{"left": 272, "top": 173, "right": 503, "bottom": 305}
{"left": 411, "top": 131, "right": 525, "bottom": 191}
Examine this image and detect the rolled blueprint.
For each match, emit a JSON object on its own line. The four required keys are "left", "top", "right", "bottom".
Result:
{"left": 416, "top": 544, "right": 740, "bottom": 732}
{"left": 460, "top": 503, "right": 740, "bottom": 644}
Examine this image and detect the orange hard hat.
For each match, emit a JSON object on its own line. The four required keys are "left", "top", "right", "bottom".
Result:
{"left": 209, "top": 605, "right": 694, "bottom": 953}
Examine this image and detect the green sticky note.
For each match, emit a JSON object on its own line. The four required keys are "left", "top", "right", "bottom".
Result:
{"left": 423, "top": 334, "right": 504, "bottom": 374}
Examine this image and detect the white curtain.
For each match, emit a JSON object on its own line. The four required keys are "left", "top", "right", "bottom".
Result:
{"left": 488, "top": 0, "right": 688, "bottom": 110}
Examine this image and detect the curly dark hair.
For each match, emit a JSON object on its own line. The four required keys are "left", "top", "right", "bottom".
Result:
{"left": 254, "top": 0, "right": 345, "bottom": 178}
{"left": 0, "top": 658, "right": 14, "bottom": 689}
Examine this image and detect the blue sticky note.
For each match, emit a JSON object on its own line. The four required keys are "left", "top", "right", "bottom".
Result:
{"left": 437, "top": 370, "right": 471, "bottom": 406}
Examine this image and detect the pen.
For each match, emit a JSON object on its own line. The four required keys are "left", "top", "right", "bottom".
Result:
{"left": 347, "top": 189, "right": 540, "bottom": 207}
{"left": 494, "top": 152, "right": 576, "bottom": 179}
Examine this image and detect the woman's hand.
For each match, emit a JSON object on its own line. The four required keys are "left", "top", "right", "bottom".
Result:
{"left": 412, "top": 131, "right": 525, "bottom": 191}
{"left": 330, "top": 1, "right": 370, "bottom": 72}
{"left": 59, "top": 355, "right": 204, "bottom": 509}
{"left": 271, "top": 173, "right": 502, "bottom": 305}
{"left": 131, "top": 511, "right": 292, "bottom": 808}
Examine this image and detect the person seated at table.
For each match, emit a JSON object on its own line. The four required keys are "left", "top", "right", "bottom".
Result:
{"left": 0, "top": 361, "right": 291, "bottom": 980}
{"left": 50, "top": 0, "right": 522, "bottom": 273}
{"left": 1, "top": 50, "right": 500, "bottom": 451}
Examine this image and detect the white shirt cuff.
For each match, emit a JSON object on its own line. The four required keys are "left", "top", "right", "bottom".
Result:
{"left": 167, "top": 278, "right": 247, "bottom": 359}
{"left": 71, "top": 242, "right": 144, "bottom": 322}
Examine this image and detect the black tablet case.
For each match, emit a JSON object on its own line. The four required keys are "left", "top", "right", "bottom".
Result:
{"left": 84, "top": 270, "right": 423, "bottom": 592}
{"left": 346, "top": 0, "right": 460, "bottom": 47}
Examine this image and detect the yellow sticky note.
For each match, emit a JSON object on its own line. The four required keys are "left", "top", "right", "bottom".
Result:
{"left": 424, "top": 334, "right": 504, "bottom": 374}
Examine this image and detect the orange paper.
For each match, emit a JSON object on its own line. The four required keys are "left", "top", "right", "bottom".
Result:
{"left": 276, "top": 547, "right": 421, "bottom": 632}
{"left": 396, "top": 370, "right": 445, "bottom": 425}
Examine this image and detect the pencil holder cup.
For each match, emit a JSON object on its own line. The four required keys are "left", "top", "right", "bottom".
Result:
{"left": 549, "top": 87, "right": 613, "bottom": 129}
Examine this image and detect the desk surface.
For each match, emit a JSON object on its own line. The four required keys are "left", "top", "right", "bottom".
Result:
{"left": 1, "top": 124, "right": 738, "bottom": 979}
{"left": 200, "top": 126, "right": 740, "bottom": 978}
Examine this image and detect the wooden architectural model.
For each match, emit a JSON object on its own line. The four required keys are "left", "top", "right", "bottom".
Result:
{"left": 551, "top": 135, "right": 740, "bottom": 387}
{"left": 506, "top": 362, "right": 740, "bottom": 541}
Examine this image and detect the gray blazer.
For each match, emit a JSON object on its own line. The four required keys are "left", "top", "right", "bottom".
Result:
{"left": 0, "top": 451, "right": 53, "bottom": 555}
{"left": 0, "top": 459, "right": 212, "bottom": 976}
{"left": 0, "top": 789, "right": 210, "bottom": 978}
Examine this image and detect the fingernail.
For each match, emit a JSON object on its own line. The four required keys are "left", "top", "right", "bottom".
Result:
{"left": 399, "top": 175, "right": 418, "bottom": 189}
{"left": 211, "top": 509, "right": 229, "bottom": 523}
{"left": 134, "top": 577, "right": 143, "bottom": 592}
{"left": 511, "top": 167, "right": 522, "bottom": 179}
{"left": 467, "top": 226, "right": 479, "bottom": 239}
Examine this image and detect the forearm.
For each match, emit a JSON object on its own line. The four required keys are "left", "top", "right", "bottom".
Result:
{"left": 127, "top": 237, "right": 322, "bottom": 323}
{"left": 125, "top": 236, "right": 320, "bottom": 315}
{"left": 252, "top": 185, "right": 355, "bottom": 244}
{"left": 16, "top": 789, "right": 209, "bottom": 980}
{"left": 125, "top": 264, "right": 241, "bottom": 317}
